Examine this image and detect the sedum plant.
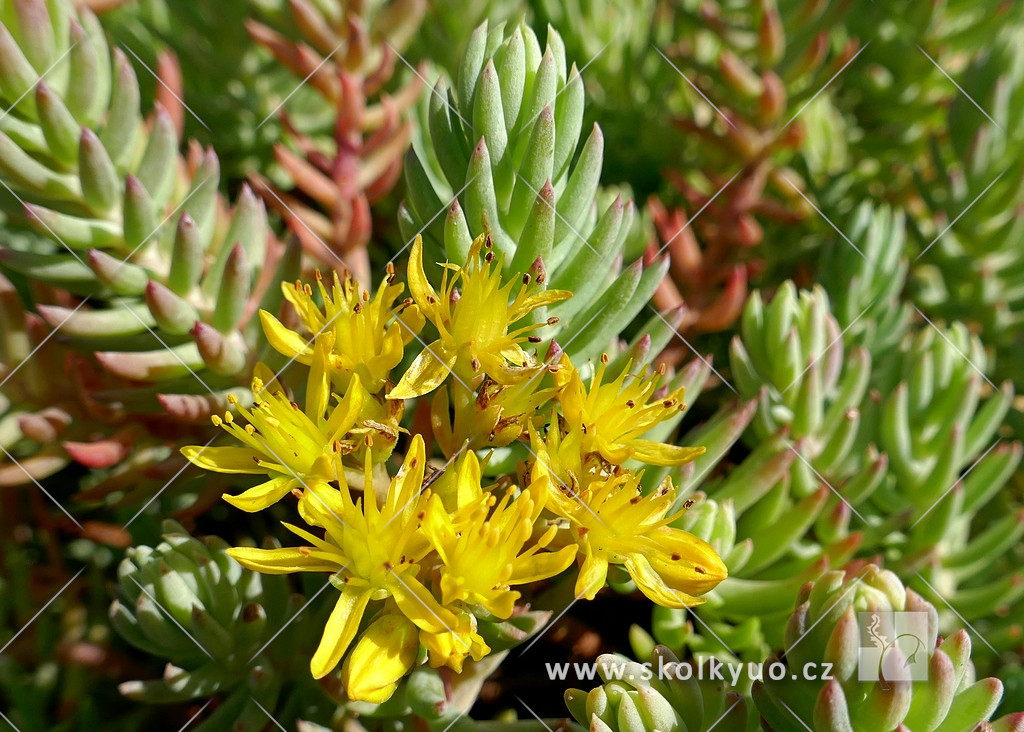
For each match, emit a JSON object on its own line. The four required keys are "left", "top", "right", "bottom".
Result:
{"left": 564, "top": 645, "right": 758, "bottom": 732}
{"left": 0, "top": 0, "right": 285, "bottom": 385}
{"left": 111, "top": 520, "right": 330, "bottom": 730}
{"left": 168, "top": 233, "right": 725, "bottom": 720}
{"left": 400, "top": 20, "right": 664, "bottom": 363}
{"left": 754, "top": 565, "right": 1024, "bottom": 731}
{"left": 245, "top": 0, "right": 426, "bottom": 284}
{"left": 0, "top": 0, "right": 296, "bottom": 487}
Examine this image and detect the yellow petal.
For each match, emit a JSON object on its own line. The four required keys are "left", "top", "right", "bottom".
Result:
{"left": 259, "top": 309, "right": 313, "bottom": 362}
{"left": 624, "top": 554, "right": 706, "bottom": 609}
{"left": 324, "top": 373, "right": 365, "bottom": 443}
{"left": 341, "top": 613, "right": 419, "bottom": 703}
{"left": 394, "top": 303, "right": 425, "bottom": 345}
{"left": 407, "top": 236, "right": 440, "bottom": 317}
{"left": 387, "top": 343, "right": 456, "bottom": 400}
{"left": 299, "top": 480, "right": 348, "bottom": 527}
{"left": 630, "top": 440, "right": 706, "bottom": 467}
{"left": 508, "top": 288, "right": 572, "bottom": 321}
{"left": 226, "top": 546, "right": 339, "bottom": 574}
{"left": 510, "top": 544, "right": 577, "bottom": 585}
{"left": 575, "top": 545, "right": 608, "bottom": 600}
{"left": 222, "top": 476, "right": 295, "bottom": 512}
{"left": 390, "top": 573, "right": 460, "bottom": 636}
{"left": 311, "top": 585, "right": 373, "bottom": 679}
{"left": 181, "top": 445, "right": 260, "bottom": 474}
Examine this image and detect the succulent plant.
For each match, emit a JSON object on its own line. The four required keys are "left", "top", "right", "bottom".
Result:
{"left": 910, "top": 21, "right": 1024, "bottom": 395}
{"left": 564, "top": 645, "right": 758, "bottom": 732}
{"left": 245, "top": 0, "right": 426, "bottom": 284}
{"left": 643, "top": 0, "right": 857, "bottom": 340}
{"left": 835, "top": 0, "right": 1019, "bottom": 200}
{"left": 0, "top": 0, "right": 307, "bottom": 490}
{"left": 400, "top": 19, "right": 664, "bottom": 364}
{"left": 753, "top": 564, "right": 1024, "bottom": 732}
{"left": 817, "top": 203, "right": 913, "bottom": 360}
{"left": 111, "top": 520, "right": 328, "bottom": 730}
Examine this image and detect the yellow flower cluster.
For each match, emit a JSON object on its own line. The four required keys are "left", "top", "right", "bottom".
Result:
{"left": 182, "top": 235, "right": 726, "bottom": 704}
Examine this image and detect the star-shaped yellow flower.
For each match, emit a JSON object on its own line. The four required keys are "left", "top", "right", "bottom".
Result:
{"left": 422, "top": 456, "right": 576, "bottom": 619}
{"left": 259, "top": 267, "right": 424, "bottom": 393}
{"left": 387, "top": 235, "right": 570, "bottom": 400}
{"left": 225, "top": 436, "right": 488, "bottom": 682}
{"left": 556, "top": 354, "right": 706, "bottom": 467}
{"left": 181, "top": 334, "right": 364, "bottom": 513}
{"left": 534, "top": 454, "right": 727, "bottom": 607}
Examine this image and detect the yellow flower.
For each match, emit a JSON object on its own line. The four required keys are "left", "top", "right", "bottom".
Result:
{"left": 387, "top": 235, "right": 570, "bottom": 400}
{"left": 340, "top": 613, "right": 420, "bottom": 703}
{"left": 225, "top": 436, "right": 488, "bottom": 679}
{"left": 181, "top": 335, "right": 363, "bottom": 513}
{"left": 430, "top": 375, "right": 556, "bottom": 457}
{"left": 556, "top": 354, "right": 705, "bottom": 467}
{"left": 536, "top": 459, "right": 727, "bottom": 607}
{"left": 259, "top": 267, "right": 424, "bottom": 393}
{"left": 422, "top": 460, "right": 576, "bottom": 619}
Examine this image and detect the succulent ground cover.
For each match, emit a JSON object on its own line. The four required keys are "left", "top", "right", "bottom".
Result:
{"left": 1, "top": 1, "right": 1023, "bottom": 730}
